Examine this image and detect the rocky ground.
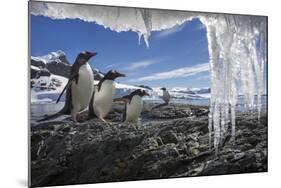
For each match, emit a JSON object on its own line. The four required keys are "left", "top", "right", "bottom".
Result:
{"left": 30, "top": 103, "right": 268, "bottom": 187}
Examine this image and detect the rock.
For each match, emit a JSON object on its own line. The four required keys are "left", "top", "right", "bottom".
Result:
{"left": 232, "top": 152, "right": 246, "bottom": 162}
{"left": 200, "top": 161, "right": 241, "bottom": 175}
{"left": 156, "top": 137, "right": 163, "bottom": 146}
{"left": 30, "top": 104, "right": 268, "bottom": 187}
{"left": 160, "top": 131, "right": 178, "bottom": 144}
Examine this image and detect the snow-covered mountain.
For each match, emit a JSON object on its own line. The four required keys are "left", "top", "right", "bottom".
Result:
{"left": 31, "top": 50, "right": 68, "bottom": 64}
{"left": 30, "top": 50, "right": 104, "bottom": 80}
{"left": 31, "top": 50, "right": 70, "bottom": 78}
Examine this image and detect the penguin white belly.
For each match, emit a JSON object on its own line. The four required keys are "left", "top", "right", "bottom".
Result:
{"left": 125, "top": 95, "right": 143, "bottom": 122}
{"left": 94, "top": 80, "right": 116, "bottom": 118}
{"left": 71, "top": 63, "right": 94, "bottom": 112}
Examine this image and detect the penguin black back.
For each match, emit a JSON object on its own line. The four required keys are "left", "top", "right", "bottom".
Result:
{"left": 126, "top": 89, "right": 149, "bottom": 104}
{"left": 96, "top": 70, "right": 125, "bottom": 92}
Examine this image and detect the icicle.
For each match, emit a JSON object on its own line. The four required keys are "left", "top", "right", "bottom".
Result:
{"left": 231, "top": 105, "right": 236, "bottom": 143}
{"left": 201, "top": 15, "right": 267, "bottom": 153}
{"left": 140, "top": 9, "right": 152, "bottom": 48}
{"left": 137, "top": 32, "right": 142, "bottom": 45}
{"left": 208, "top": 104, "right": 213, "bottom": 150}
{"left": 143, "top": 33, "right": 150, "bottom": 48}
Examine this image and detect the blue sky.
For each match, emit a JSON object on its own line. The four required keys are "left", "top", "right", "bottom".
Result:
{"left": 31, "top": 15, "right": 210, "bottom": 88}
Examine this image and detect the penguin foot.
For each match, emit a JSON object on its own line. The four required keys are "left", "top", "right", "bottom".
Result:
{"left": 100, "top": 117, "right": 112, "bottom": 126}
{"left": 72, "top": 113, "right": 78, "bottom": 122}
{"left": 76, "top": 113, "right": 88, "bottom": 122}
{"left": 72, "top": 112, "right": 87, "bottom": 123}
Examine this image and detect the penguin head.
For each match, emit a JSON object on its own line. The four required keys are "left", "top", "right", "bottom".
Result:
{"left": 134, "top": 89, "right": 150, "bottom": 97}
{"left": 160, "top": 87, "right": 166, "bottom": 91}
{"left": 76, "top": 51, "right": 98, "bottom": 65}
{"left": 104, "top": 70, "right": 126, "bottom": 80}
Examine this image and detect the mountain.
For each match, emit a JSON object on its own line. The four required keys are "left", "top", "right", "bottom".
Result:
{"left": 30, "top": 50, "right": 104, "bottom": 80}
{"left": 31, "top": 50, "right": 70, "bottom": 78}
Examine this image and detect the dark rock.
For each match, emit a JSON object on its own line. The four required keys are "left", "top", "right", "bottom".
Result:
{"left": 30, "top": 104, "right": 267, "bottom": 187}
{"left": 31, "top": 59, "right": 45, "bottom": 68}
{"left": 160, "top": 131, "right": 178, "bottom": 144}
{"left": 46, "top": 61, "right": 71, "bottom": 78}
{"left": 200, "top": 161, "right": 241, "bottom": 175}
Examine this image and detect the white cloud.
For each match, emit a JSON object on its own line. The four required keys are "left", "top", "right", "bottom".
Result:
{"left": 105, "top": 64, "right": 117, "bottom": 69}
{"left": 155, "top": 23, "right": 186, "bottom": 39}
{"left": 129, "top": 63, "right": 209, "bottom": 82}
{"left": 125, "top": 60, "right": 159, "bottom": 71}
{"left": 197, "top": 74, "right": 210, "bottom": 80}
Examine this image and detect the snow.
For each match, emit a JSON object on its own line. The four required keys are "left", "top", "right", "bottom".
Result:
{"left": 31, "top": 65, "right": 40, "bottom": 71}
{"left": 31, "top": 74, "right": 68, "bottom": 104}
{"left": 31, "top": 50, "right": 66, "bottom": 64}
{"left": 30, "top": 2, "right": 267, "bottom": 152}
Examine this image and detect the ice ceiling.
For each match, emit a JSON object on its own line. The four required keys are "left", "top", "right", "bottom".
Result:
{"left": 30, "top": 2, "right": 267, "bottom": 153}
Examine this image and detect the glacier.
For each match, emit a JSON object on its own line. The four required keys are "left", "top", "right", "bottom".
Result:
{"left": 30, "top": 2, "right": 267, "bottom": 153}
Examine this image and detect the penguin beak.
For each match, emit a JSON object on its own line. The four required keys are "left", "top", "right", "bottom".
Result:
{"left": 117, "top": 72, "right": 126, "bottom": 77}
{"left": 144, "top": 91, "right": 150, "bottom": 96}
{"left": 90, "top": 52, "right": 98, "bottom": 57}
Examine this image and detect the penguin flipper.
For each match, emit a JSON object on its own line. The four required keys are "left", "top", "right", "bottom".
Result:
{"left": 56, "top": 75, "right": 77, "bottom": 103}
{"left": 88, "top": 91, "right": 96, "bottom": 119}
{"left": 113, "top": 96, "right": 130, "bottom": 104}
{"left": 122, "top": 103, "right": 127, "bottom": 122}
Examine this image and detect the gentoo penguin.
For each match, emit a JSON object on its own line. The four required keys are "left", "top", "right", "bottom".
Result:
{"left": 114, "top": 89, "right": 149, "bottom": 123}
{"left": 161, "top": 87, "right": 170, "bottom": 104}
{"left": 37, "top": 51, "right": 97, "bottom": 122}
{"left": 152, "top": 87, "right": 170, "bottom": 109}
{"left": 88, "top": 70, "right": 125, "bottom": 123}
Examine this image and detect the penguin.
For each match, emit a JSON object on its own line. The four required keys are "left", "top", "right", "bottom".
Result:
{"left": 114, "top": 89, "right": 149, "bottom": 123}
{"left": 37, "top": 51, "right": 97, "bottom": 122}
{"left": 152, "top": 87, "right": 170, "bottom": 109}
{"left": 88, "top": 70, "right": 125, "bottom": 124}
{"left": 161, "top": 87, "right": 170, "bottom": 104}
